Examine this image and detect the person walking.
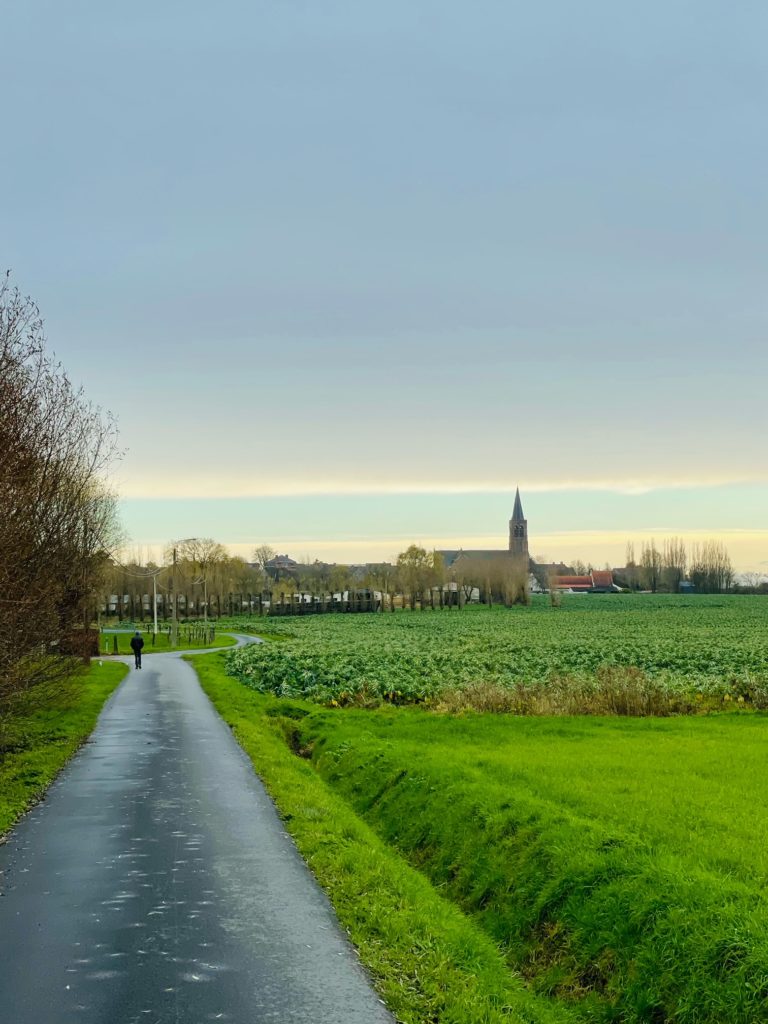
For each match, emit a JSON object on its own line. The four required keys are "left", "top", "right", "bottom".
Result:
{"left": 130, "top": 630, "right": 144, "bottom": 669}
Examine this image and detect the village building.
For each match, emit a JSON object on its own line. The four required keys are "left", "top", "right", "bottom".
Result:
{"left": 263, "top": 554, "right": 299, "bottom": 580}
{"left": 438, "top": 488, "right": 532, "bottom": 572}
{"left": 438, "top": 489, "right": 617, "bottom": 594}
{"left": 256, "top": 490, "right": 616, "bottom": 595}
{"left": 553, "top": 570, "right": 618, "bottom": 593}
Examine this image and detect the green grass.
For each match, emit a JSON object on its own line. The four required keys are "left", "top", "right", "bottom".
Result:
{"left": 196, "top": 633, "right": 768, "bottom": 1024}
{"left": 0, "top": 661, "right": 128, "bottom": 836}
{"left": 99, "top": 629, "right": 237, "bottom": 655}
{"left": 293, "top": 706, "right": 768, "bottom": 1024}
{"left": 190, "top": 650, "right": 575, "bottom": 1024}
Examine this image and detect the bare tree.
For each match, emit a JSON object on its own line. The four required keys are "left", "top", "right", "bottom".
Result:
{"left": 363, "top": 563, "right": 396, "bottom": 611}
{"left": 447, "top": 554, "right": 528, "bottom": 607}
{"left": 741, "top": 571, "right": 767, "bottom": 592}
{"left": 395, "top": 545, "right": 434, "bottom": 609}
{"left": 688, "top": 540, "right": 734, "bottom": 593}
{"left": 329, "top": 564, "right": 352, "bottom": 598}
{"left": 452, "top": 560, "right": 478, "bottom": 606}
{"left": 251, "top": 544, "right": 276, "bottom": 572}
{"left": 178, "top": 538, "right": 228, "bottom": 621}
{"left": 547, "top": 566, "right": 562, "bottom": 606}
{"left": 619, "top": 541, "right": 639, "bottom": 590}
{"left": 640, "top": 541, "right": 663, "bottom": 593}
{"left": 662, "top": 537, "right": 687, "bottom": 593}
{"left": 0, "top": 276, "right": 120, "bottom": 711}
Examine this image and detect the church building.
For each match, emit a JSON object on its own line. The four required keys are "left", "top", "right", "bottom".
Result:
{"left": 438, "top": 488, "right": 535, "bottom": 572}
{"left": 438, "top": 489, "right": 574, "bottom": 588}
{"left": 509, "top": 487, "right": 529, "bottom": 560}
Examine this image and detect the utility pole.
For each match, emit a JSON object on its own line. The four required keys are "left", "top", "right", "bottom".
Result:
{"left": 193, "top": 575, "right": 208, "bottom": 625}
{"left": 170, "top": 546, "right": 178, "bottom": 646}
{"left": 153, "top": 572, "right": 159, "bottom": 637}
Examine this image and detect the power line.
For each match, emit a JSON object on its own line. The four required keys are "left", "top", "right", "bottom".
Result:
{"left": 109, "top": 562, "right": 170, "bottom": 580}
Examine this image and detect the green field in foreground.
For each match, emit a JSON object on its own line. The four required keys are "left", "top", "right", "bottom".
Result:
{"left": 194, "top": 644, "right": 768, "bottom": 1024}
{"left": 300, "top": 707, "right": 768, "bottom": 1022}
{"left": 191, "top": 650, "right": 574, "bottom": 1024}
{"left": 0, "top": 661, "right": 128, "bottom": 836}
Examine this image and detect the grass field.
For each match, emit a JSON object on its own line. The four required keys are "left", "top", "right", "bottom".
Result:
{"left": 226, "top": 595, "right": 768, "bottom": 708}
{"left": 99, "top": 629, "right": 237, "bottom": 655}
{"left": 198, "top": 596, "right": 768, "bottom": 1023}
{"left": 0, "top": 661, "right": 128, "bottom": 836}
{"left": 297, "top": 706, "right": 768, "bottom": 1023}
{"left": 191, "top": 650, "right": 574, "bottom": 1024}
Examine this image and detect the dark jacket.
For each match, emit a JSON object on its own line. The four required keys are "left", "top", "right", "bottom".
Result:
{"left": 130, "top": 635, "right": 144, "bottom": 652}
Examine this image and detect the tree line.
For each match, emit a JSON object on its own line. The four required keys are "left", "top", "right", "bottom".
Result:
{"left": 101, "top": 542, "right": 531, "bottom": 617}
{"left": 103, "top": 531, "right": 746, "bottom": 623}
{"left": 1, "top": 278, "right": 119, "bottom": 710}
{"left": 619, "top": 539, "right": 735, "bottom": 593}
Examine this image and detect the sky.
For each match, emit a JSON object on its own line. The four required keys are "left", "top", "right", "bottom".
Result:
{"left": 2, "top": 2, "right": 767, "bottom": 569}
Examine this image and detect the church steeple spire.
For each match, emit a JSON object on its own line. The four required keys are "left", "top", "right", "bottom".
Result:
{"left": 512, "top": 487, "right": 524, "bottom": 523}
{"left": 509, "top": 487, "right": 529, "bottom": 561}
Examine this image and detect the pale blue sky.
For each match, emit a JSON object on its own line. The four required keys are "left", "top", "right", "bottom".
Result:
{"left": 2, "top": 2, "right": 766, "bottom": 566}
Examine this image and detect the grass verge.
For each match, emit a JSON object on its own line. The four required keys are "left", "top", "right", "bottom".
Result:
{"left": 189, "top": 650, "right": 575, "bottom": 1024}
{"left": 0, "top": 660, "right": 128, "bottom": 837}
{"left": 99, "top": 630, "right": 237, "bottom": 655}
{"left": 296, "top": 708, "right": 768, "bottom": 1024}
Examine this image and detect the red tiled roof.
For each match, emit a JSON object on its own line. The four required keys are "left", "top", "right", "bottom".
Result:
{"left": 591, "top": 570, "right": 614, "bottom": 587}
{"left": 554, "top": 575, "right": 593, "bottom": 588}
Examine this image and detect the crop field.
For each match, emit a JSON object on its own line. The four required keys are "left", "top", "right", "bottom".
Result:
{"left": 226, "top": 595, "right": 768, "bottom": 707}
{"left": 203, "top": 597, "right": 768, "bottom": 1021}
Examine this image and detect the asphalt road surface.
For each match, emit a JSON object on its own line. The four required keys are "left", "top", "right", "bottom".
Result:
{"left": 0, "top": 642, "right": 393, "bottom": 1024}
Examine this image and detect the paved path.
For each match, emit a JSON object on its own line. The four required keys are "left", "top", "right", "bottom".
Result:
{"left": 0, "top": 641, "right": 393, "bottom": 1023}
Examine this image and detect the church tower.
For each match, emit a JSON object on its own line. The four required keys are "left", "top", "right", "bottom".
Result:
{"left": 509, "top": 487, "right": 529, "bottom": 561}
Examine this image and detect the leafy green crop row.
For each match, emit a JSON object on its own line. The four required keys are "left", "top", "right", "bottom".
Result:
{"left": 226, "top": 595, "right": 768, "bottom": 705}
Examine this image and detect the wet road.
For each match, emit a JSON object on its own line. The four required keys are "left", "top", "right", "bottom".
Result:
{"left": 0, "top": 643, "right": 393, "bottom": 1023}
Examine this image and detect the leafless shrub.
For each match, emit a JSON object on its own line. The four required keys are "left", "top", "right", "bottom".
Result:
{"left": 436, "top": 667, "right": 699, "bottom": 717}
{"left": 434, "top": 681, "right": 526, "bottom": 715}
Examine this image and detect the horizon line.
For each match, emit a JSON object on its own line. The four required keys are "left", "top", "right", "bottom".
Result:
{"left": 113, "top": 474, "right": 768, "bottom": 501}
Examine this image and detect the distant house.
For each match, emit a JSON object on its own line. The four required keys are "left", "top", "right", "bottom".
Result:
{"left": 591, "top": 570, "right": 616, "bottom": 591}
{"left": 263, "top": 554, "right": 299, "bottom": 580}
{"left": 553, "top": 574, "right": 593, "bottom": 592}
{"left": 554, "top": 570, "right": 618, "bottom": 593}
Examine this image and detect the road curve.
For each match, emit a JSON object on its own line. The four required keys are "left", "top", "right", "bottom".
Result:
{"left": 0, "top": 639, "right": 393, "bottom": 1023}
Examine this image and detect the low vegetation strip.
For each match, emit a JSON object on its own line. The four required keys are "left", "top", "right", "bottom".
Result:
{"left": 292, "top": 707, "right": 768, "bottom": 1024}
{"left": 99, "top": 630, "right": 237, "bottom": 655}
{"left": 0, "top": 661, "right": 128, "bottom": 837}
{"left": 190, "top": 651, "right": 576, "bottom": 1024}
{"left": 226, "top": 596, "right": 768, "bottom": 709}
